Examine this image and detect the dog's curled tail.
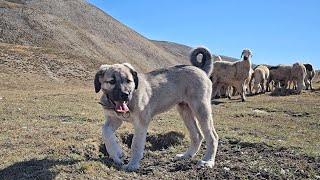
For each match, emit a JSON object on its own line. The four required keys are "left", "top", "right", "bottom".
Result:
{"left": 190, "top": 47, "right": 213, "bottom": 76}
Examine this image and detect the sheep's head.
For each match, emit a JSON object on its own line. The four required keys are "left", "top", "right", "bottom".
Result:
{"left": 214, "top": 55, "right": 222, "bottom": 62}
{"left": 241, "top": 49, "right": 252, "bottom": 60}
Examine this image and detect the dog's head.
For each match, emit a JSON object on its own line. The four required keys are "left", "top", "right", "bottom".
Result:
{"left": 94, "top": 63, "right": 138, "bottom": 113}
{"left": 241, "top": 49, "right": 252, "bottom": 60}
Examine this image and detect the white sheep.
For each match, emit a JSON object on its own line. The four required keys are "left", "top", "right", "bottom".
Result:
{"left": 268, "top": 63, "right": 306, "bottom": 94}
{"left": 211, "top": 55, "right": 227, "bottom": 98}
{"left": 249, "top": 65, "right": 270, "bottom": 94}
{"left": 211, "top": 49, "right": 252, "bottom": 101}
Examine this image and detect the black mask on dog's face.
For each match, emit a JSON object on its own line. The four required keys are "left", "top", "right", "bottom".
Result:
{"left": 94, "top": 64, "right": 139, "bottom": 113}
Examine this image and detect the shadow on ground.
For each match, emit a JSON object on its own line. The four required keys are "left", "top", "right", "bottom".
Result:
{"left": 99, "top": 131, "right": 185, "bottom": 155}
{"left": 0, "top": 158, "right": 79, "bottom": 180}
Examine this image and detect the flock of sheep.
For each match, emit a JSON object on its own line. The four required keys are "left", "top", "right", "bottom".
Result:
{"left": 205, "top": 48, "right": 315, "bottom": 101}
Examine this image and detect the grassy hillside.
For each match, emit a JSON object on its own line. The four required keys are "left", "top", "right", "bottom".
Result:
{"left": 1, "top": 0, "right": 319, "bottom": 179}
{"left": 0, "top": 69, "right": 319, "bottom": 179}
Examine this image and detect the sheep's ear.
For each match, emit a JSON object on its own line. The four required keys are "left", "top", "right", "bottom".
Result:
{"left": 94, "top": 65, "right": 110, "bottom": 93}
{"left": 123, "top": 63, "right": 139, "bottom": 90}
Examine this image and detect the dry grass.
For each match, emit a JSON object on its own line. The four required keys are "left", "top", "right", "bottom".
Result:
{"left": 0, "top": 72, "right": 319, "bottom": 179}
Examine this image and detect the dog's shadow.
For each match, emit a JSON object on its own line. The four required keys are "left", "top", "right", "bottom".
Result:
{"left": 121, "top": 131, "right": 185, "bottom": 151}
{"left": 0, "top": 158, "right": 79, "bottom": 180}
{"left": 98, "top": 131, "right": 185, "bottom": 171}
{"left": 99, "top": 131, "right": 185, "bottom": 157}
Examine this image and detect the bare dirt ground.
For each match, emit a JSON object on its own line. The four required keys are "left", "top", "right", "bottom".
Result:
{"left": 0, "top": 72, "right": 320, "bottom": 179}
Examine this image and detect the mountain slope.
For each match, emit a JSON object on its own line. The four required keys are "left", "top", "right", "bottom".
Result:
{"left": 0, "top": 0, "right": 189, "bottom": 75}
{"left": 0, "top": 0, "right": 244, "bottom": 82}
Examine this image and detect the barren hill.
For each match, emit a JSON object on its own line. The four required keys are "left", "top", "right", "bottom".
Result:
{"left": 0, "top": 0, "right": 192, "bottom": 81}
{"left": 0, "top": 0, "right": 243, "bottom": 82}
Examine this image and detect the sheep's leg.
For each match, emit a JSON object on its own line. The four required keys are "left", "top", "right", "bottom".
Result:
{"left": 261, "top": 80, "right": 266, "bottom": 93}
{"left": 232, "top": 86, "right": 237, "bottom": 96}
{"left": 227, "top": 86, "right": 232, "bottom": 99}
{"left": 266, "top": 78, "right": 272, "bottom": 92}
{"left": 212, "top": 83, "right": 222, "bottom": 100}
{"left": 234, "top": 83, "right": 245, "bottom": 102}
{"left": 253, "top": 83, "right": 260, "bottom": 94}
{"left": 306, "top": 79, "right": 310, "bottom": 90}
{"left": 305, "top": 78, "right": 311, "bottom": 90}
{"left": 249, "top": 75, "right": 254, "bottom": 95}
{"left": 240, "top": 83, "right": 246, "bottom": 102}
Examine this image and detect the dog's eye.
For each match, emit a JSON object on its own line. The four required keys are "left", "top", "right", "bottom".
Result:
{"left": 107, "top": 80, "right": 116, "bottom": 84}
{"left": 126, "top": 79, "right": 132, "bottom": 83}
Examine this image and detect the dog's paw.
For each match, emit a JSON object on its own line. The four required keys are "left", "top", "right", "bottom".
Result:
{"left": 112, "top": 157, "right": 123, "bottom": 167}
{"left": 197, "top": 160, "right": 215, "bottom": 168}
{"left": 122, "top": 163, "right": 140, "bottom": 172}
{"left": 117, "top": 151, "right": 124, "bottom": 159}
{"left": 174, "top": 153, "right": 192, "bottom": 160}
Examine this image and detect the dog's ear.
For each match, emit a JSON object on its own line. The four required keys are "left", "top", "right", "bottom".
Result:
{"left": 94, "top": 65, "right": 109, "bottom": 93}
{"left": 123, "top": 63, "right": 139, "bottom": 90}
{"left": 94, "top": 71, "right": 102, "bottom": 93}
{"left": 132, "top": 70, "right": 139, "bottom": 90}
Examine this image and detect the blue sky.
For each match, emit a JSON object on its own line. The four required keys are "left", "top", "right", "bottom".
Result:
{"left": 88, "top": 0, "right": 320, "bottom": 69}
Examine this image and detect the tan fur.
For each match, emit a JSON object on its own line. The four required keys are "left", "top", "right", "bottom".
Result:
{"left": 94, "top": 47, "right": 218, "bottom": 171}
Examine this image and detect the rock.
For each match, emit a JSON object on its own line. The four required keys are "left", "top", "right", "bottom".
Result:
{"left": 223, "top": 167, "right": 230, "bottom": 172}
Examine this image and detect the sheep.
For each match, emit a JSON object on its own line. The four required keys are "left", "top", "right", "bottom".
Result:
{"left": 291, "top": 63, "right": 307, "bottom": 93}
{"left": 211, "top": 55, "right": 227, "bottom": 98}
{"left": 267, "top": 63, "right": 306, "bottom": 94}
{"left": 303, "top": 63, "right": 315, "bottom": 90}
{"left": 249, "top": 65, "right": 270, "bottom": 94}
{"left": 268, "top": 65, "right": 291, "bottom": 91}
{"left": 287, "top": 63, "right": 314, "bottom": 90}
{"left": 225, "top": 67, "right": 253, "bottom": 99}
{"left": 214, "top": 55, "right": 223, "bottom": 62}
{"left": 211, "top": 49, "right": 252, "bottom": 102}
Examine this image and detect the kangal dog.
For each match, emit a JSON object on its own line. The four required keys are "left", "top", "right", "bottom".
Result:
{"left": 94, "top": 47, "right": 218, "bottom": 171}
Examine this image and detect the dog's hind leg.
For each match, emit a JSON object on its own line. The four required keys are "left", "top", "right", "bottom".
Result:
{"left": 190, "top": 100, "right": 218, "bottom": 168}
{"left": 175, "top": 103, "right": 203, "bottom": 160}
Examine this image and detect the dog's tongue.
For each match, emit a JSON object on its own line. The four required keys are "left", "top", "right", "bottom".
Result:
{"left": 115, "top": 101, "right": 129, "bottom": 113}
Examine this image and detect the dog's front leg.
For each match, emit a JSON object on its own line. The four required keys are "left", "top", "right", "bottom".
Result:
{"left": 102, "top": 118, "right": 123, "bottom": 166}
{"left": 123, "top": 121, "right": 148, "bottom": 171}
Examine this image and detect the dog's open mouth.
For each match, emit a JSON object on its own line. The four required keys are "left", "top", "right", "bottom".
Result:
{"left": 99, "top": 95, "right": 130, "bottom": 114}
{"left": 114, "top": 101, "right": 129, "bottom": 113}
